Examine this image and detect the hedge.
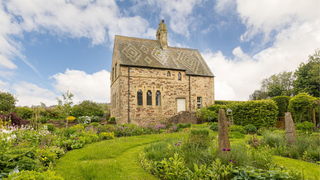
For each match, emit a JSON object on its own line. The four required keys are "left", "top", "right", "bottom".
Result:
{"left": 288, "top": 93, "right": 318, "bottom": 123}
{"left": 215, "top": 100, "right": 246, "bottom": 105}
{"left": 271, "top": 96, "right": 291, "bottom": 117}
{"left": 232, "top": 100, "right": 278, "bottom": 128}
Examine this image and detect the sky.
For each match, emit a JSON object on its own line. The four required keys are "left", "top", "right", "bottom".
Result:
{"left": 0, "top": 0, "right": 319, "bottom": 107}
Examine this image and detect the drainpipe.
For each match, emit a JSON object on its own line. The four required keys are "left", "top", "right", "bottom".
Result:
{"left": 128, "top": 66, "right": 130, "bottom": 124}
{"left": 189, "top": 76, "right": 191, "bottom": 111}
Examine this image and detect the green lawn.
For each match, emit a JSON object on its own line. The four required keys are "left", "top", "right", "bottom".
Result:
{"left": 54, "top": 131, "right": 319, "bottom": 180}
{"left": 274, "top": 156, "right": 320, "bottom": 180}
{"left": 54, "top": 132, "right": 188, "bottom": 180}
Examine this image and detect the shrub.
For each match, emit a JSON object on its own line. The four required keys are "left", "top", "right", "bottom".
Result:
{"left": 77, "top": 116, "right": 91, "bottom": 124}
{"left": 71, "top": 100, "right": 104, "bottom": 118}
{"left": 0, "top": 91, "right": 17, "bottom": 112}
{"left": 190, "top": 128, "right": 210, "bottom": 136}
{"left": 90, "top": 116, "right": 100, "bottom": 122}
{"left": 295, "top": 121, "right": 315, "bottom": 133}
{"left": 210, "top": 122, "right": 218, "bottom": 131}
{"left": 261, "top": 130, "right": 286, "bottom": 147}
{"left": 5, "top": 170, "right": 64, "bottom": 180}
{"left": 230, "top": 125, "right": 246, "bottom": 134}
{"left": 99, "top": 132, "right": 114, "bottom": 140}
{"left": 0, "top": 113, "right": 28, "bottom": 126}
{"left": 109, "top": 116, "right": 115, "bottom": 122}
{"left": 49, "top": 146, "right": 65, "bottom": 158}
{"left": 196, "top": 107, "right": 217, "bottom": 122}
{"left": 233, "top": 100, "right": 278, "bottom": 128}
{"left": 177, "top": 123, "right": 191, "bottom": 129}
{"left": 45, "top": 124, "right": 56, "bottom": 133}
{"left": 39, "top": 108, "right": 60, "bottom": 119}
{"left": 39, "top": 116, "right": 49, "bottom": 124}
{"left": 244, "top": 124, "right": 257, "bottom": 132}
{"left": 288, "top": 93, "right": 318, "bottom": 123}
{"left": 65, "top": 116, "right": 76, "bottom": 123}
{"left": 215, "top": 100, "right": 246, "bottom": 105}
{"left": 271, "top": 96, "right": 291, "bottom": 117}
{"left": 206, "top": 105, "right": 228, "bottom": 121}
{"left": 186, "top": 129, "right": 211, "bottom": 148}
{"left": 89, "top": 122, "right": 100, "bottom": 127}
{"left": 14, "top": 107, "right": 33, "bottom": 120}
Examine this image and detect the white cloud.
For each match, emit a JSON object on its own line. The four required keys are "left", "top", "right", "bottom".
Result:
{"left": 51, "top": 69, "right": 110, "bottom": 104}
{"left": 0, "top": 0, "right": 156, "bottom": 77}
{"left": 236, "top": 0, "right": 319, "bottom": 42}
{"left": 11, "top": 82, "right": 58, "bottom": 106}
{"left": 0, "top": 79, "right": 10, "bottom": 92}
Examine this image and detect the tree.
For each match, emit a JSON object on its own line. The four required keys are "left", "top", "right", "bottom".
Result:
{"left": 0, "top": 91, "right": 17, "bottom": 112}
{"left": 56, "top": 90, "right": 74, "bottom": 128}
{"left": 71, "top": 100, "right": 104, "bottom": 118}
{"left": 261, "top": 71, "right": 294, "bottom": 97}
{"left": 293, "top": 49, "right": 320, "bottom": 97}
{"left": 249, "top": 90, "right": 269, "bottom": 100}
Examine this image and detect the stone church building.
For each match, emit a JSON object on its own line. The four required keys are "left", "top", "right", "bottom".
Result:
{"left": 110, "top": 20, "right": 214, "bottom": 125}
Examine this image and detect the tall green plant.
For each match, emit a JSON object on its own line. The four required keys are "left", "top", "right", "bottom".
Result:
{"left": 288, "top": 93, "right": 317, "bottom": 123}
{"left": 0, "top": 91, "right": 17, "bottom": 112}
{"left": 57, "top": 90, "right": 74, "bottom": 128}
{"left": 271, "top": 96, "right": 291, "bottom": 117}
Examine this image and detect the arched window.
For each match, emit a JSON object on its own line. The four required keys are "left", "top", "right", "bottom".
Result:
{"left": 137, "top": 90, "right": 143, "bottom": 105}
{"left": 178, "top": 72, "right": 181, "bottom": 81}
{"left": 147, "top": 90, "right": 152, "bottom": 106}
{"left": 156, "top": 91, "right": 161, "bottom": 106}
{"left": 167, "top": 71, "right": 171, "bottom": 77}
{"left": 115, "top": 63, "right": 117, "bottom": 78}
{"left": 112, "top": 68, "right": 114, "bottom": 81}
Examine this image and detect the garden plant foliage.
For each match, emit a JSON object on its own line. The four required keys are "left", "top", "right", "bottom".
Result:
{"left": 288, "top": 93, "right": 318, "bottom": 123}
{"left": 271, "top": 96, "right": 291, "bottom": 117}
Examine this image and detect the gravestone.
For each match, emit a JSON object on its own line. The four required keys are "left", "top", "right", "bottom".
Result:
{"left": 218, "top": 109, "right": 230, "bottom": 151}
{"left": 285, "top": 112, "right": 296, "bottom": 142}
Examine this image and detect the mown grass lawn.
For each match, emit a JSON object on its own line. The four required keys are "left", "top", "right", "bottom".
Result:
{"left": 54, "top": 131, "right": 319, "bottom": 180}
{"left": 54, "top": 132, "right": 188, "bottom": 180}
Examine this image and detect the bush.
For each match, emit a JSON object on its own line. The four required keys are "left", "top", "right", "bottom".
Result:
{"left": 109, "top": 116, "right": 115, "bottom": 122}
{"left": 39, "top": 108, "right": 60, "bottom": 119}
{"left": 89, "top": 122, "right": 100, "bottom": 127}
{"left": 5, "top": 170, "right": 64, "bottom": 180}
{"left": 65, "top": 116, "right": 76, "bottom": 123}
{"left": 215, "top": 100, "right": 246, "bottom": 105}
{"left": 271, "top": 96, "right": 291, "bottom": 117}
{"left": 14, "top": 107, "right": 33, "bottom": 120}
{"left": 196, "top": 107, "right": 217, "bottom": 122}
{"left": 261, "top": 130, "right": 286, "bottom": 147}
{"left": 229, "top": 131, "right": 245, "bottom": 139}
{"left": 233, "top": 100, "right": 278, "bottom": 128}
{"left": 190, "top": 128, "right": 210, "bottom": 136}
{"left": 71, "top": 100, "right": 104, "bottom": 118}
{"left": 45, "top": 124, "right": 56, "bottom": 133}
{"left": 77, "top": 116, "right": 91, "bottom": 124}
{"left": 295, "top": 121, "right": 315, "bottom": 133}
{"left": 230, "top": 125, "right": 246, "bottom": 134}
{"left": 90, "top": 116, "right": 100, "bottom": 122}
{"left": 0, "top": 113, "right": 28, "bottom": 126}
{"left": 206, "top": 105, "right": 228, "bottom": 121}
{"left": 210, "top": 122, "right": 218, "bottom": 131}
{"left": 99, "top": 132, "right": 114, "bottom": 140}
{"left": 0, "top": 91, "right": 17, "bottom": 112}
{"left": 244, "top": 124, "right": 257, "bottom": 132}
{"left": 177, "top": 123, "right": 191, "bottom": 129}
{"left": 39, "top": 116, "right": 49, "bottom": 124}
{"left": 288, "top": 93, "right": 318, "bottom": 123}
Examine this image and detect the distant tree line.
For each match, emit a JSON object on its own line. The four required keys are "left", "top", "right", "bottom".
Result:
{"left": 249, "top": 49, "right": 320, "bottom": 100}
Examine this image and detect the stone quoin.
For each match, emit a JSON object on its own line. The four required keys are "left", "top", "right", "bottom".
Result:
{"left": 110, "top": 20, "right": 214, "bottom": 125}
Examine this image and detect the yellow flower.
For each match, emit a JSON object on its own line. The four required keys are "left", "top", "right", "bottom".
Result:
{"left": 42, "top": 158, "right": 44, "bottom": 160}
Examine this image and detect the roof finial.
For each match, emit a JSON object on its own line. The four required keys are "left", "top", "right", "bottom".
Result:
{"left": 156, "top": 19, "right": 168, "bottom": 50}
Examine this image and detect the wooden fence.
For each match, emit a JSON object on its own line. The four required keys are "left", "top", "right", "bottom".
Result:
{"left": 275, "top": 117, "right": 285, "bottom": 130}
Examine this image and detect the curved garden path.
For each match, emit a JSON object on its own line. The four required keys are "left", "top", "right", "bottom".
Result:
{"left": 54, "top": 132, "right": 187, "bottom": 180}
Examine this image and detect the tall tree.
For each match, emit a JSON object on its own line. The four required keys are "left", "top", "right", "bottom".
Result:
{"left": 249, "top": 90, "right": 269, "bottom": 100}
{"left": 0, "top": 91, "right": 17, "bottom": 112}
{"left": 261, "top": 70, "right": 294, "bottom": 98}
{"left": 56, "top": 90, "right": 74, "bottom": 128}
{"left": 293, "top": 49, "right": 320, "bottom": 97}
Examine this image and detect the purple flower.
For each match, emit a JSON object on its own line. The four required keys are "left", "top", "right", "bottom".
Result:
{"left": 233, "top": 161, "right": 236, "bottom": 163}
{"left": 291, "top": 140, "right": 294, "bottom": 142}
{"left": 313, "top": 127, "right": 315, "bottom": 129}
{"left": 175, "top": 143, "right": 177, "bottom": 145}
{"left": 177, "top": 143, "right": 180, "bottom": 146}
{"left": 229, "top": 159, "right": 232, "bottom": 162}
{"left": 179, "top": 141, "right": 181, "bottom": 143}
{"left": 303, "top": 141, "right": 305, "bottom": 143}
{"left": 231, "top": 156, "right": 232, "bottom": 158}
{"left": 227, "top": 148, "right": 231, "bottom": 151}
{"left": 222, "top": 148, "right": 226, "bottom": 151}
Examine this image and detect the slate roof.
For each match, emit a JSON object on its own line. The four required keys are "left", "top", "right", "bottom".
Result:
{"left": 114, "top": 35, "right": 214, "bottom": 77}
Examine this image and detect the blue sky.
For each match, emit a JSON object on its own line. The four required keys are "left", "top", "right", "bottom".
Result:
{"left": 0, "top": 0, "right": 319, "bottom": 106}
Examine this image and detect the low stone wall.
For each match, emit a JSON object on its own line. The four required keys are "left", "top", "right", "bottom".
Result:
{"left": 165, "top": 111, "right": 198, "bottom": 124}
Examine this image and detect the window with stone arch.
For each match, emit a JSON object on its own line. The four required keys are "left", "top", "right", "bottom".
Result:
{"left": 147, "top": 90, "right": 152, "bottom": 106}
{"left": 167, "top": 71, "right": 171, "bottom": 77}
{"left": 137, "top": 90, "right": 143, "bottom": 106}
{"left": 178, "top": 72, "right": 181, "bottom": 81}
{"left": 156, "top": 91, "right": 161, "bottom": 106}
{"left": 115, "top": 63, "right": 117, "bottom": 78}
{"left": 112, "top": 68, "right": 114, "bottom": 81}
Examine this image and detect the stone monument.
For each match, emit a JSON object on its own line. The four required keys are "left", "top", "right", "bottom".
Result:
{"left": 285, "top": 112, "right": 296, "bottom": 142}
{"left": 218, "top": 109, "right": 230, "bottom": 151}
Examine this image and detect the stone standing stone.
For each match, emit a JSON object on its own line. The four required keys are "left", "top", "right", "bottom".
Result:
{"left": 218, "top": 109, "right": 230, "bottom": 151}
{"left": 285, "top": 112, "right": 296, "bottom": 142}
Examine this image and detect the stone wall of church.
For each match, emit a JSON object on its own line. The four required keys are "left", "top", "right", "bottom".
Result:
{"left": 110, "top": 66, "right": 214, "bottom": 125}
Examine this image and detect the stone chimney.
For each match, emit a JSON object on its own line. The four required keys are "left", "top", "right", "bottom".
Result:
{"left": 156, "top": 19, "right": 168, "bottom": 50}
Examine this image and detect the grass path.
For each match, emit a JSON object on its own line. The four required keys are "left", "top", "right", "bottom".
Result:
{"left": 274, "top": 156, "right": 320, "bottom": 180}
{"left": 54, "top": 132, "right": 188, "bottom": 180}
